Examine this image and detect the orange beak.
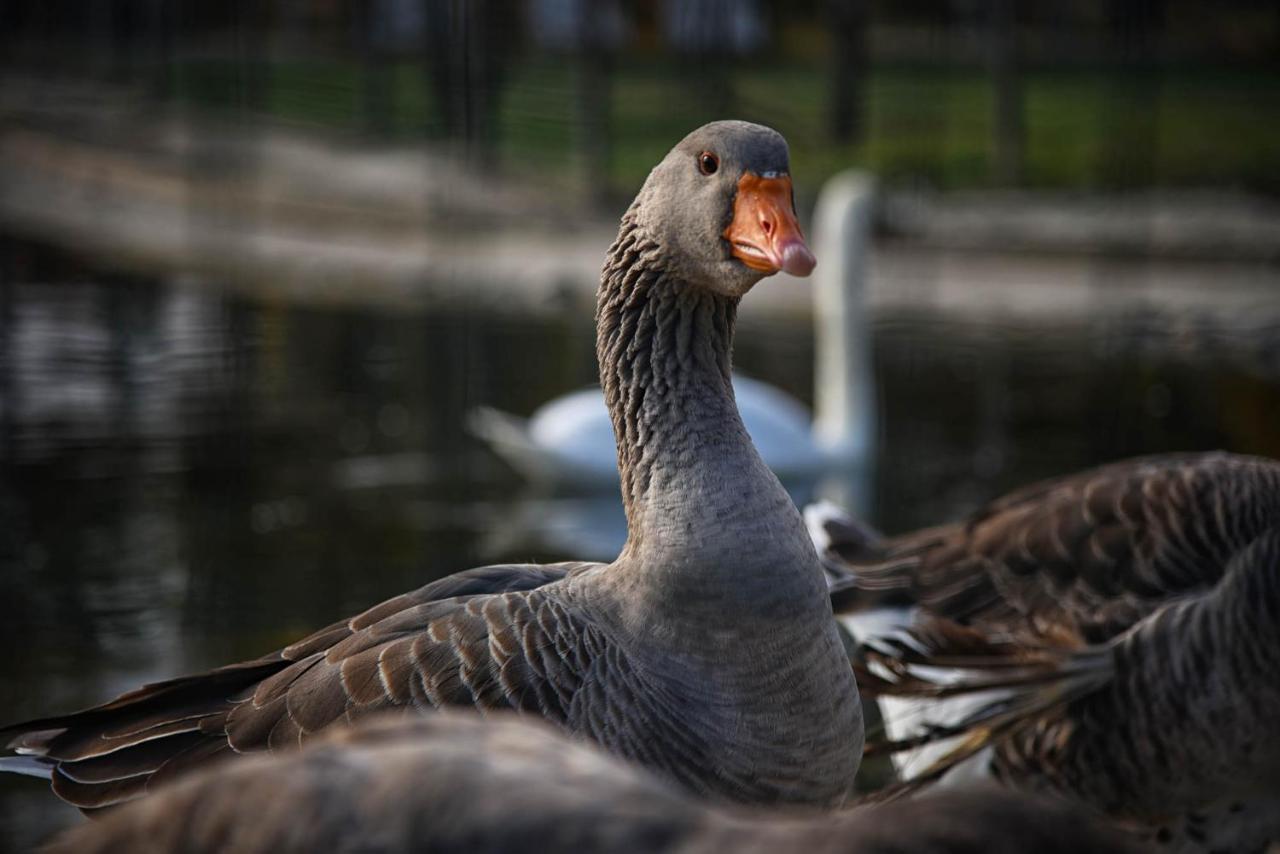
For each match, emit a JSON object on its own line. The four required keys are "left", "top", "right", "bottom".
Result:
{"left": 723, "top": 173, "right": 816, "bottom": 277}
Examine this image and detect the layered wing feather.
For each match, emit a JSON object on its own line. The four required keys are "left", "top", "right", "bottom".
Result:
{"left": 857, "top": 531, "right": 1280, "bottom": 811}
{"left": 821, "top": 451, "right": 1280, "bottom": 642}
{"left": 826, "top": 453, "right": 1280, "bottom": 848}
{"left": 1, "top": 561, "right": 599, "bottom": 811}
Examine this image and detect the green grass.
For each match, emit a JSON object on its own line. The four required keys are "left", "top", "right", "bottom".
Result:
{"left": 171, "top": 56, "right": 1280, "bottom": 195}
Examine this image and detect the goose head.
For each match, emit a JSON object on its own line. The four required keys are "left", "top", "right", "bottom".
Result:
{"left": 630, "top": 120, "right": 816, "bottom": 298}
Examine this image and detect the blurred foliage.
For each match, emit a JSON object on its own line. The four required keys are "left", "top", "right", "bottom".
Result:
{"left": 5, "top": 0, "right": 1278, "bottom": 195}
{"left": 171, "top": 56, "right": 1280, "bottom": 195}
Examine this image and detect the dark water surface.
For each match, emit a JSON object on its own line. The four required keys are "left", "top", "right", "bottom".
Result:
{"left": 2, "top": 235, "right": 1278, "bottom": 849}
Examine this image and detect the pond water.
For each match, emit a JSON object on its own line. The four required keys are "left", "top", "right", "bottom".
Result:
{"left": 1, "top": 233, "right": 1278, "bottom": 849}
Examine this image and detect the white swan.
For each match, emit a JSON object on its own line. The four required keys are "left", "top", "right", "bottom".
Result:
{"left": 470, "top": 170, "right": 878, "bottom": 492}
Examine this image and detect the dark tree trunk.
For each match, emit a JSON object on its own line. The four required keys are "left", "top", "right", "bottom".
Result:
{"left": 1100, "top": 0, "right": 1167, "bottom": 188}
{"left": 575, "top": 0, "right": 614, "bottom": 202}
{"left": 988, "top": 0, "right": 1023, "bottom": 185}
{"left": 828, "top": 0, "right": 868, "bottom": 145}
{"left": 423, "top": 0, "right": 517, "bottom": 160}
{"left": 359, "top": 0, "right": 395, "bottom": 137}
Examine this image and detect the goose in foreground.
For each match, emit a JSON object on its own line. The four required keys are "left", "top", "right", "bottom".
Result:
{"left": 1, "top": 121, "right": 862, "bottom": 810}
{"left": 48, "top": 712, "right": 1146, "bottom": 854}
{"left": 809, "top": 451, "right": 1280, "bottom": 852}
{"left": 468, "top": 170, "right": 878, "bottom": 492}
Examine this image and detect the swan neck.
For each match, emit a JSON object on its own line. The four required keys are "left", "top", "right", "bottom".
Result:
{"left": 812, "top": 173, "right": 876, "bottom": 463}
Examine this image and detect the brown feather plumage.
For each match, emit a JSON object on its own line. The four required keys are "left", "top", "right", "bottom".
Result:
{"left": 47, "top": 713, "right": 1147, "bottom": 854}
{"left": 827, "top": 452, "right": 1280, "bottom": 643}
{"left": 817, "top": 452, "right": 1280, "bottom": 851}
{"left": 2, "top": 563, "right": 586, "bottom": 810}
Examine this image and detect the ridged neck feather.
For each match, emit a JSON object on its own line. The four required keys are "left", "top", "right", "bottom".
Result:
{"left": 596, "top": 210, "right": 792, "bottom": 565}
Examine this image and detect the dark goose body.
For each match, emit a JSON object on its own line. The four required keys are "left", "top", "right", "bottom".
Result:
{"left": 813, "top": 451, "right": 1280, "bottom": 852}
{"left": 1, "top": 121, "right": 861, "bottom": 811}
{"left": 47, "top": 713, "right": 1146, "bottom": 854}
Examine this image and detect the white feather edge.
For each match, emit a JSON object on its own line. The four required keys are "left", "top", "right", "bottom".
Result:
{"left": 0, "top": 754, "right": 55, "bottom": 779}
{"left": 839, "top": 609, "right": 999, "bottom": 786}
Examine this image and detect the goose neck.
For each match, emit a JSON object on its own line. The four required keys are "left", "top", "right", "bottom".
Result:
{"left": 597, "top": 221, "right": 742, "bottom": 539}
{"left": 593, "top": 215, "right": 832, "bottom": 617}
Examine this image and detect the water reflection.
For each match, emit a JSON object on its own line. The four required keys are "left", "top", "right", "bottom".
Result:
{"left": 1, "top": 236, "right": 1278, "bottom": 848}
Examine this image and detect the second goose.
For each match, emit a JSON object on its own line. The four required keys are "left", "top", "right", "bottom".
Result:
{"left": 812, "top": 451, "right": 1280, "bottom": 851}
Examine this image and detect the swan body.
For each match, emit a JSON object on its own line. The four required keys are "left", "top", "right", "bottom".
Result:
{"left": 471, "top": 375, "right": 825, "bottom": 487}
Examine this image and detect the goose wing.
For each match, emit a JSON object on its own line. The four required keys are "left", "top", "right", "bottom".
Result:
{"left": 1, "top": 561, "right": 600, "bottom": 811}
{"left": 821, "top": 451, "right": 1280, "bottom": 641}
{"left": 857, "top": 530, "right": 1280, "bottom": 824}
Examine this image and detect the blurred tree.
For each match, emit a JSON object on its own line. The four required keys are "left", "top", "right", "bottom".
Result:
{"left": 149, "top": 0, "right": 175, "bottom": 101}
{"left": 828, "top": 0, "right": 869, "bottom": 145}
{"left": 423, "top": 0, "right": 521, "bottom": 158}
{"left": 0, "top": 241, "right": 14, "bottom": 466}
{"left": 1100, "top": 0, "right": 1167, "bottom": 188}
{"left": 571, "top": 0, "right": 620, "bottom": 201}
{"left": 360, "top": 0, "right": 430, "bottom": 137}
{"left": 358, "top": 0, "right": 396, "bottom": 136}
{"left": 987, "top": 0, "right": 1022, "bottom": 184}
{"left": 661, "top": 0, "right": 767, "bottom": 117}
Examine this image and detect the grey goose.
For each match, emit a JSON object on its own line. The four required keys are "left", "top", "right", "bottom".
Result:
{"left": 810, "top": 451, "right": 1280, "bottom": 852}
{"left": 1, "top": 121, "right": 862, "bottom": 811}
{"left": 47, "top": 712, "right": 1145, "bottom": 854}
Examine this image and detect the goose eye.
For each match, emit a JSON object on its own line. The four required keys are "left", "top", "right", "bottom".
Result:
{"left": 697, "top": 151, "right": 719, "bottom": 176}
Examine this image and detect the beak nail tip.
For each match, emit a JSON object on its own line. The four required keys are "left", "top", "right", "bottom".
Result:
{"left": 782, "top": 244, "right": 817, "bottom": 277}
